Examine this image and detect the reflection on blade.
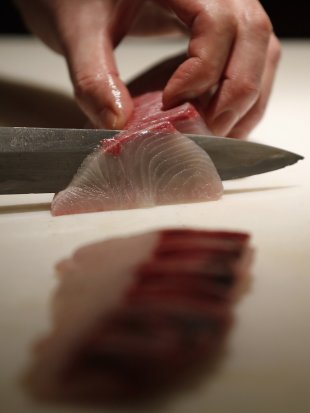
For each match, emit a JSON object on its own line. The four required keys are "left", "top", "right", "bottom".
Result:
{"left": 191, "top": 135, "right": 304, "bottom": 180}
{"left": 24, "top": 228, "right": 253, "bottom": 405}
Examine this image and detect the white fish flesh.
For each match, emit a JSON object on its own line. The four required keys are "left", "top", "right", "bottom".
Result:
{"left": 51, "top": 91, "right": 222, "bottom": 216}
{"left": 51, "top": 121, "right": 222, "bottom": 216}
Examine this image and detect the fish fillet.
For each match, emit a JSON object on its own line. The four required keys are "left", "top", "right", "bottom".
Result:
{"left": 126, "top": 91, "right": 211, "bottom": 135}
{"left": 51, "top": 91, "right": 222, "bottom": 216}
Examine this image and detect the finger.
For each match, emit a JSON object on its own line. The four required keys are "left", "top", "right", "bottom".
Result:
{"left": 129, "top": 1, "right": 187, "bottom": 35}
{"left": 127, "top": 52, "right": 187, "bottom": 96}
{"left": 13, "top": 0, "right": 63, "bottom": 54}
{"left": 58, "top": 2, "right": 134, "bottom": 129}
{"left": 229, "top": 34, "right": 281, "bottom": 139}
{"left": 161, "top": 0, "right": 237, "bottom": 108}
{"left": 205, "top": 3, "right": 273, "bottom": 136}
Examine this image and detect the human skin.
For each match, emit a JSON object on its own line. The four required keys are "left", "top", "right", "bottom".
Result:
{"left": 14, "top": 0, "right": 281, "bottom": 138}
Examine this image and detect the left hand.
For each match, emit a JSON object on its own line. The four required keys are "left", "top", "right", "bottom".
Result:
{"left": 155, "top": 0, "right": 281, "bottom": 138}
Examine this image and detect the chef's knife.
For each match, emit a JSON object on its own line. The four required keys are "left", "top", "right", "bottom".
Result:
{"left": 0, "top": 127, "right": 303, "bottom": 194}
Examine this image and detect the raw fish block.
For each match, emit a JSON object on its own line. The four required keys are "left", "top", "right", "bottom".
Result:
{"left": 126, "top": 90, "right": 211, "bottom": 135}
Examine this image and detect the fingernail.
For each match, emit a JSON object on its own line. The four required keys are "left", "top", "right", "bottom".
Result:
{"left": 211, "top": 110, "right": 237, "bottom": 136}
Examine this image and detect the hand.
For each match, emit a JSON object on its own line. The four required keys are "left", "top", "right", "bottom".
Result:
{"left": 14, "top": 0, "right": 183, "bottom": 129}
{"left": 15, "top": 0, "right": 280, "bottom": 138}
{"left": 160, "top": 0, "right": 281, "bottom": 138}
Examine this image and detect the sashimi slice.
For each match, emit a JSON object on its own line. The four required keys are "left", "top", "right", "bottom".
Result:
{"left": 51, "top": 89, "right": 220, "bottom": 216}
{"left": 51, "top": 122, "right": 223, "bottom": 216}
{"left": 25, "top": 228, "right": 253, "bottom": 403}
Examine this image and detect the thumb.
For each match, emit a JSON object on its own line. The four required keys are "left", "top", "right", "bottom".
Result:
{"left": 61, "top": 11, "right": 133, "bottom": 129}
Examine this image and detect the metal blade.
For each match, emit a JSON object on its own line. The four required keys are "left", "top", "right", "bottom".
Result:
{"left": 190, "top": 134, "right": 304, "bottom": 180}
{"left": 0, "top": 127, "right": 303, "bottom": 194}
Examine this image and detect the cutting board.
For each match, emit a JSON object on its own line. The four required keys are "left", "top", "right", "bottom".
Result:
{"left": 0, "top": 37, "right": 310, "bottom": 413}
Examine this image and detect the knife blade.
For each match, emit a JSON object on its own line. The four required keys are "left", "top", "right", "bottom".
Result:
{"left": 0, "top": 127, "right": 303, "bottom": 194}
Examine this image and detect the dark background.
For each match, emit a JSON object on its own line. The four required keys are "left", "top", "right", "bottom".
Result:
{"left": 0, "top": 1, "right": 310, "bottom": 37}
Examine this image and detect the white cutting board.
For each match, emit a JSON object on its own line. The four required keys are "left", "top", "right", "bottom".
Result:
{"left": 0, "top": 37, "right": 310, "bottom": 413}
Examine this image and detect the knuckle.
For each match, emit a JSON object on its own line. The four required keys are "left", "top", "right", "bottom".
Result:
{"left": 237, "top": 79, "right": 260, "bottom": 100}
{"left": 218, "top": 10, "right": 238, "bottom": 32}
{"left": 252, "top": 13, "right": 273, "bottom": 36}
{"left": 270, "top": 36, "right": 282, "bottom": 64}
{"left": 195, "top": 10, "right": 216, "bottom": 31}
{"left": 213, "top": 16, "right": 237, "bottom": 40}
{"left": 196, "top": 6, "right": 212, "bottom": 23}
{"left": 74, "top": 72, "right": 102, "bottom": 99}
{"left": 241, "top": 10, "right": 273, "bottom": 36}
{"left": 185, "top": 54, "right": 219, "bottom": 85}
{"left": 252, "top": 13, "right": 273, "bottom": 35}
{"left": 197, "top": 7, "right": 237, "bottom": 34}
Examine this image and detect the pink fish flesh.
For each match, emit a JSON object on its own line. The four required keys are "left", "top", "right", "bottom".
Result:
{"left": 126, "top": 91, "right": 211, "bottom": 135}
